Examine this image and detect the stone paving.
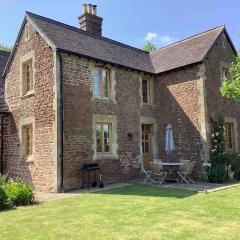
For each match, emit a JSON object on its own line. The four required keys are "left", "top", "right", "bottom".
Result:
{"left": 35, "top": 182, "right": 132, "bottom": 202}
{"left": 128, "top": 178, "right": 240, "bottom": 193}
{"left": 35, "top": 179, "right": 240, "bottom": 202}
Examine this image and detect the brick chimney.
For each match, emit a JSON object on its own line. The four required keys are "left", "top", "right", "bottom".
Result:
{"left": 78, "top": 4, "right": 103, "bottom": 36}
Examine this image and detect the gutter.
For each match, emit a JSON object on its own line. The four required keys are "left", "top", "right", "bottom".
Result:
{"left": 58, "top": 51, "right": 64, "bottom": 192}
{"left": 55, "top": 48, "right": 155, "bottom": 76}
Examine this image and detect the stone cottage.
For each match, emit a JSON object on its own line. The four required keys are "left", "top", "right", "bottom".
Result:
{"left": 0, "top": 4, "right": 239, "bottom": 192}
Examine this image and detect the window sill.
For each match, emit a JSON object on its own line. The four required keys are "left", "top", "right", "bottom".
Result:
{"left": 142, "top": 102, "right": 155, "bottom": 107}
{"left": 22, "top": 156, "right": 34, "bottom": 163}
{"left": 92, "top": 97, "right": 114, "bottom": 104}
{"left": 93, "top": 154, "right": 119, "bottom": 161}
{"left": 21, "top": 91, "right": 35, "bottom": 100}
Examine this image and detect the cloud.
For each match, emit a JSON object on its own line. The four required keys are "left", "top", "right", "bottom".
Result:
{"left": 144, "top": 32, "right": 158, "bottom": 42}
{"left": 143, "top": 32, "right": 179, "bottom": 47}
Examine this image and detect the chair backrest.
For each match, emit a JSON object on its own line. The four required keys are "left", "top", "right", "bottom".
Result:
{"left": 186, "top": 161, "right": 197, "bottom": 175}
{"left": 150, "top": 162, "right": 160, "bottom": 174}
{"left": 155, "top": 159, "right": 164, "bottom": 170}
{"left": 141, "top": 164, "right": 152, "bottom": 177}
{"left": 179, "top": 159, "right": 190, "bottom": 172}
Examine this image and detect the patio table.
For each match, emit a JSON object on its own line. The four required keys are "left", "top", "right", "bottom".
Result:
{"left": 151, "top": 161, "right": 189, "bottom": 184}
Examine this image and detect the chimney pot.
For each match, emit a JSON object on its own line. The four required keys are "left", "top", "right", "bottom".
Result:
{"left": 87, "top": 4, "right": 92, "bottom": 14}
{"left": 82, "top": 4, "right": 88, "bottom": 14}
{"left": 92, "top": 5, "right": 97, "bottom": 15}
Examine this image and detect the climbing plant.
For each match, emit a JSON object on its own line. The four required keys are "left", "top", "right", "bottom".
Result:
{"left": 209, "top": 117, "right": 230, "bottom": 183}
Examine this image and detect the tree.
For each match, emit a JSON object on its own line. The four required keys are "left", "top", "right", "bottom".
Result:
{"left": 220, "top": 52, "right": 240, "bottom": 102}
{"left": 0, "top": 44, "right": 12, "bottom": 52}
{"left": 142, "top": 41, "right": 156, "bottom": 52}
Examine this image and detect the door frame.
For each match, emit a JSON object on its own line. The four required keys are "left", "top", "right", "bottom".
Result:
{"left": 140, "top": 117, "right": 158, "bottom": 168}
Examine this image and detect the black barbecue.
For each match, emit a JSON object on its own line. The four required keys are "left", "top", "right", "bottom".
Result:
{"left": 80, "top": 163, "right": 103, "bottom": 190}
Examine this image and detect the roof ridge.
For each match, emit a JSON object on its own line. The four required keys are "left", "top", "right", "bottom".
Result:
{"left": 150, "top": 25, "right": 225, "bottom": 54}
{"left": 26, "top": 11, "right": 149, "bottom": 54}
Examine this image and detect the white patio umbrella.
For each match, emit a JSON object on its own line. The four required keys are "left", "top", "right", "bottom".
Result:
{"left": 165, "top": 124, "right": 175, "bottom": 155}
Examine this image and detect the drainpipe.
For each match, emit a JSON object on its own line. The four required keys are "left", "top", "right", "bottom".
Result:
{"left": 58, "top": 51, "right": 64, "bottom": 192}
{"left": 0, "top": 114, "right": 8, "bottom": 175}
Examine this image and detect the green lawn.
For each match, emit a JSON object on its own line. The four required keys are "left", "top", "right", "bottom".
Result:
{"left": 0, "top": 184, "right": 240, "bottom": 240}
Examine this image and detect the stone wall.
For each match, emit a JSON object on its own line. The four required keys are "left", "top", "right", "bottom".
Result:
{"left": 204, "top": 32, "right": 240, "bottom": 151}
{"left": 155, "top": 64, "right": 206, "bottom": 166}
{"left": 4, "top": 22, "right": 56, "bottom": 192}
{"left": 61, "top": 54, "right": 152, "bottom": 190}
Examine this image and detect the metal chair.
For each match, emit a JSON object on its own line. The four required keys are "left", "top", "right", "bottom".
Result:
{"left": 179, "top": 159, "right": 190, "bottom": 172}
{"left": 178, "top": 160, "right": 197, "bottom": 184}
{"left": 141, "top": 164, "right": 155, "bottom": 184}
{"left": 197, "top": 162, "right": 211, "bottom": 182}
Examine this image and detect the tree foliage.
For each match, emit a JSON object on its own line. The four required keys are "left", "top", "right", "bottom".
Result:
{"left": 0, "top": 43, "right": 12, "bottom": 52}
{"left": 142, "top": 41, "right": 157, "bottom": 52}
{"left": 220, "top": 53, "right": 240, "bottom": 102}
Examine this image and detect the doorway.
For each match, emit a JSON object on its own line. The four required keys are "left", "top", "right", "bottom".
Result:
{"left": 142, "top": 124, "right": 153, "bottom": 170}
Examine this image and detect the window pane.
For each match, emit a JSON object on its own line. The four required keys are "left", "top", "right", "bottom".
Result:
{"left": 104, "top": 138, "right": 110, "bottom": 152}
{"left": 142, "top": 80, "right": 148, "bottom": 103}
{"left": 94, "top": 68, "right": 100, "bottom": 97}
{"left": 142, "top": 142, "right": 145, "bottom": 153}
{"left": 103, "top": 124, "right": 110, "bottom": 152}
{"left": 102, "top": 69, "right": 109, "bottom": 97}
{"left": 24, "top": 125, "right": 33, "bottom": 156}
{"left": 96, "top": 124, "right": 102, "bottom": 152}
{"left": 225, "top": 123, "right": 234, "bottom": 151}
{"left": 145, "top": 142, "right": 149, "bottom": 153}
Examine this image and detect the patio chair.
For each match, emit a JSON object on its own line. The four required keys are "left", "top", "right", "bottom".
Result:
{"left": 149, "top": 162, "right": 167, "bottom": 184}
{"left": 179, "top": 159, "right": 190, "bottom": 172}
{"left": 197, "top": 162, "right": 211, "bottom": 182}
{"left": 141, "top": 164, "right": 155, "bottom": 184}
{"left": 178, "top": 160, "right": 197, "bottom": 184}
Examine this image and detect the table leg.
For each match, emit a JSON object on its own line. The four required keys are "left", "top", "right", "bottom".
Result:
{"left": 88, "top": 171, "right": 89, "bottom": 190}
{"left": 82, "top": 170, "right": 85, "bottom": 189}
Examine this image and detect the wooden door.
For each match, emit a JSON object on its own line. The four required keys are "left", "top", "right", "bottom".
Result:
{"left": 142, "top": 124, "right": 153, "bottom": 170}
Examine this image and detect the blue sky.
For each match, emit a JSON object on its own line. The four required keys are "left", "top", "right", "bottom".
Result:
{"left": 0, "top": 0, "right": 239, "bottom": 50}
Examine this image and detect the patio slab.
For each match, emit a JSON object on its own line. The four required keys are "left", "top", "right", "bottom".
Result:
{"left": 163, "top": 182, "right": 240, "bottom": 193}
{"left": 35, "top": 182, "right": 132, "bottom": 202}
{"left": 127, "top": 178, "right": 240, "bottom": 193}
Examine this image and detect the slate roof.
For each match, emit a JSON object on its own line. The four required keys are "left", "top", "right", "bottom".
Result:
{"left": 0, "top": 50, "right": 10, "bottom": 113}
{"left": 150, "top": 26, "right": 227, "bottom": 73}
{"left": 26, "top": 12, "right": 154, "bottom": 73}
{"left": 4, "top": 12, "right": 236, "bottom": 78}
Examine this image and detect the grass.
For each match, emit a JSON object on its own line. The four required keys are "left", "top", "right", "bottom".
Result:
{"left": 0, "top": 184, "right": 240, "bottom": 240}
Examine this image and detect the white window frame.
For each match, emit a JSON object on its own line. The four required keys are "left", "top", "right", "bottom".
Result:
{"left": 20, "top": 117, "right": 35, "bottom": 162}
{"left": 92, "top": 114, "right": 118, "bottom": 160}
{"left": 140, "top": 76, "right": 154, "bottom": 105}
{"left": 224, "top": 117, "right": 238, "bottom": 152}
{"left": 20, "top": 51, "right": 35, "bottom": 98}
{"left": 91, "top": 63, "right": 116, "bottom": 103}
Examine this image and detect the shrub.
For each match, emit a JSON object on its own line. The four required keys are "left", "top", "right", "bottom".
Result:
{"left": 4, "top": 180, "right": 34, "bottom": 206}
{"left": 0, "top": 186, "right": 11, "bottom": 210}
{"left": 0, "top": 174, "right": 8, "bottom": 186}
